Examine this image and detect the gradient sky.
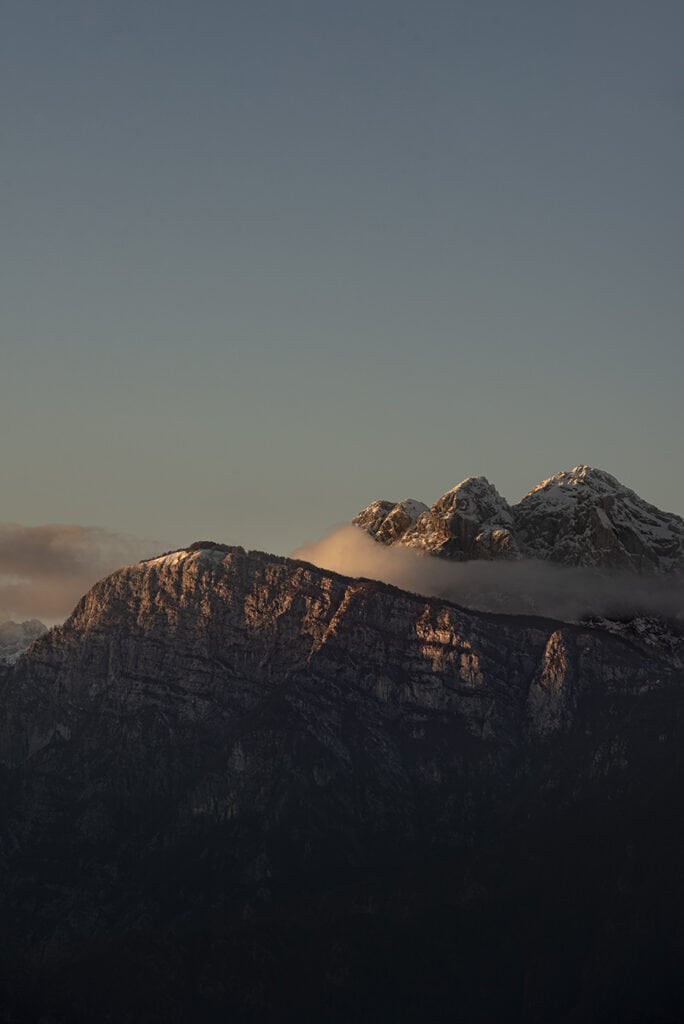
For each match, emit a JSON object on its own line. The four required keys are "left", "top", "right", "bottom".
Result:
{"left": 2, "top": 0, "right": 683, "bottom": 555}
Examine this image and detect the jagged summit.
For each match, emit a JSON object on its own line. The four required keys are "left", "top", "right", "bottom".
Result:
{"left": 354, "top": 467, "right": 684, "bottom": 573}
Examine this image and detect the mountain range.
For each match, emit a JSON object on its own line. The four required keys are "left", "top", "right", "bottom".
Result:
{"left": 353, "top": 465, "right": 684, "bottom": 573}
{"left": 0, "top": 620, "right": 47, "bottom": 665}
{"left": 0, "top": 469, "right": 682, "bottom": 1022}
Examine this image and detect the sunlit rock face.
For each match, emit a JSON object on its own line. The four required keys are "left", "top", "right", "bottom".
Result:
{"left": 2, "top": 545, "right": 669, "bottom": 772}
{"left": 0, "top": 545, "right": 683, "bottom": 1020}
{"left": 353, "top": 498, "right": 428, "bottom": 544}
{"left": 354, "top": 465, "right": 684, "bottom": 573}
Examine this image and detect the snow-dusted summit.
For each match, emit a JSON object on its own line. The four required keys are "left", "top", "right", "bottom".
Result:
{"left": 353, "top": 466, "right": 684, "bottom": 573}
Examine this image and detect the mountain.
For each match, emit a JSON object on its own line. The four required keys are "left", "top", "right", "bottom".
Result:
{"left": 0, "top": 618, "right": 47, "bottom": 664}
{"left": 354, "top": 466, "right": 684, "bottom": 573}
{"left": 1, "top": 542, "right": 683, "bottom": 1021}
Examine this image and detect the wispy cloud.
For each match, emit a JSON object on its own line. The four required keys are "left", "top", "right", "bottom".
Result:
{"left": 0, "top": 523, "right": 157, "bottom": 623}
{"left": 294, "top": 525, "right": 684, "bottom": 622}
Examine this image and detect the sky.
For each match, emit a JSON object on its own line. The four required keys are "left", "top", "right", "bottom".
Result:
{"left": 2, "top": 0, "right": 683, "bottom": 569}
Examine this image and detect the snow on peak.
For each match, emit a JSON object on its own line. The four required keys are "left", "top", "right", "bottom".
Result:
{"left": 142, "top": 544, "right": 234, "bottom": 570}
{"left": 522, "top": 466, "right": 623, "bottom": 502}
{"left": 515, "top": 467, "right": 684, "bottom": 571}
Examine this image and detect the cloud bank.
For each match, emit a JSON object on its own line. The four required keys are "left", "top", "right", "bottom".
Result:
{"left": 293, "top": 525, "right": 684, "bottom": 623}
{"left": 0, "top": 523, "right": 157, "bottom": 623}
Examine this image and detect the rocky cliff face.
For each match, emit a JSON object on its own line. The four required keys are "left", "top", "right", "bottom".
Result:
{"left": 2, "top": 544, "right": 677, "bottom": 774}
{"left": 1, "top": 543, "right": 683, "bottom": 1021}
{"left": 354, "top": 465, "right": 684, "bottom": 572}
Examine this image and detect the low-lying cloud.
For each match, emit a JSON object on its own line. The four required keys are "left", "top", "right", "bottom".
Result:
{"left": 0, "top": 523, "right": 157, "bottom": 624}
{"left": 293, "top": 526, "right": 684, "bottom": 623}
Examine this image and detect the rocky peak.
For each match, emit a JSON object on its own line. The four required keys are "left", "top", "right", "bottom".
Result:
{"left": 515, "top": 465, "right": 684, "bottom": 571}
{"left": 399, "top": 476, "right": 519, "bottom": 561}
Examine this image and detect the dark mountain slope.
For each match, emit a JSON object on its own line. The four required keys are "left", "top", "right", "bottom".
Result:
{"left": 0, "top": 544, "right": 682, "bottom": 1022}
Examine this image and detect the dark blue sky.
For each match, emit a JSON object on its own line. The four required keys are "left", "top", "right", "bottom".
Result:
{"left": 2, "top": 1, "right": 683, "bottom": 552}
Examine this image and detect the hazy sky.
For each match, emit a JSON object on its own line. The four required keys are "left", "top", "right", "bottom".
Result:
{"left": 2, "top": 0, "right": 683, "bottom": 556}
